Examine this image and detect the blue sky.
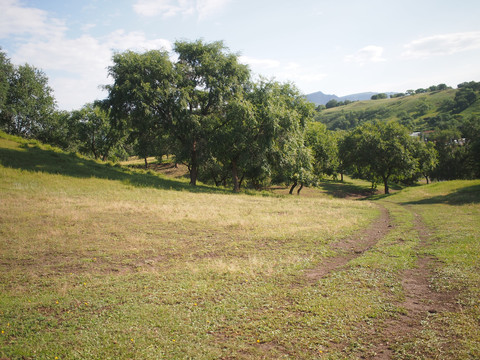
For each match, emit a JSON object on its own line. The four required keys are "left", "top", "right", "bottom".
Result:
{"left": 1, "top": 0, "right": 480, "bottom": 110}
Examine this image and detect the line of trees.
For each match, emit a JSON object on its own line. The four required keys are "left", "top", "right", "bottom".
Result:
{"left": 1, "top": 43, "right": 479, "bottom": 193}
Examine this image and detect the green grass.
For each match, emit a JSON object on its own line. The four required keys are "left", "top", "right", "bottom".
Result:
{"left": 316, "top": 88, "right": 480, "bottom": 131}
{"left": 0, "top": 133, "right": 378, "bottom": 359}
{"left": 378, "top": 180, "right": 480, "bottom": 359}
{"left": 1, "top": 132, "right": 479, "bottom": 359}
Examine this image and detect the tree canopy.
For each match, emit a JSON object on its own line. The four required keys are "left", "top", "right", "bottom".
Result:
{"left": 0, "top": 62, "right": 56, "bottom": 138}
{"left": 340, "top": 121, "right": 420, "bottom": 194}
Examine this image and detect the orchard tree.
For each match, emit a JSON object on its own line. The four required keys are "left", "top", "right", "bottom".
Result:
{"left": 412, "top": 139, "right": 438, "bottom": 184}
{"left": 340, "top": 121, "right": 417, "bottom": 194}
{"left": 285, "top": 145, "right": 313, "bottom": 195}
{"left": 251, "top": 80, "right": 314, "bottom": 194}
{"left": 0, "top": 63, "right": 56, "bottom": 137}
{"left": 209, "top": 97, "right": 256, "bottom": 192}
{"left": 36, "top": 110, "right": 72, "bottom": 149}
{"left": 71, "top": 103, "right": 124, "bottom": 161}
{"left": 105, "top": 49, "right": 175, "bottom": 167}
{"left": 306, "top": 121, "right": 339, "bottom": 178}
{"left": 173, "top": 40, "right": 250, "bottom": 186}
{"left": 210, "top": 79, "right": 314, "bottom": 193}
{"left": 105, "top": 40, "right": 250, "bottom": 186}
{"left": 429, "top": 128, "right": 470, "bottom": 180}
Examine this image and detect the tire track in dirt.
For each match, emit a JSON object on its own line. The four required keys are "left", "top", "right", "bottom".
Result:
{"left": 304, "top": 204, "right": 392, "bottom": 281}
{"left": 303, "top": 203, "right": 460, "bottom": 359}
{"left": 370, "top": 207, "right": 460, "bottom": 359}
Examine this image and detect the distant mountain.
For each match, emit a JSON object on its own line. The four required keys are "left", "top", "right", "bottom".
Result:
{"left": 305, "top": 91, "right": 340, "bottom": 105}
{"left": 306, "top": 91, "right": 395, "bottom": 105}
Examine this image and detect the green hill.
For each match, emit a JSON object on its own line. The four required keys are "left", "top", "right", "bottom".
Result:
{"left": 315, "top": 87, "right": 479, "bottom": 131}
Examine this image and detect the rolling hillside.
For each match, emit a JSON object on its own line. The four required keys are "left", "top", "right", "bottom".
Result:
{"left": 314, "top": 87, "right": 480, "bottom": 131}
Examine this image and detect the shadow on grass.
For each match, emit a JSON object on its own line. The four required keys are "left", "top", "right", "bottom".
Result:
{"left": 0, "top": 143, "right": 229, "bottom": 194}
{"left": 317, "top": 179, "right": 378, "bottom": 199}
{"left": 401, "top": 184, "right": 480, "bottom": 206}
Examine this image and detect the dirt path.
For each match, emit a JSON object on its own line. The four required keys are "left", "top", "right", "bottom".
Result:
{"left": 370, "top": 208, "right": 459, "bottom": 359}
{"left": 304, "top": 204, "right": 391, "bottom": 281}
{"left": 304, "top": 203, "right": 459, "bottom": 359}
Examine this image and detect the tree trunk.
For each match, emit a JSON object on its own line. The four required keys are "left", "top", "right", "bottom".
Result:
{"left": 231, "top": 159, "right": 240, "bottom": 192}
{"left": 297, "top": 182, "right": 304, "bottom": 195}
{"left": 425, "top": 175, "right": 430, "bottom": 184}
{"left": 383, "top": 176, "right": 389, "bottom": 194}
{"left": 341, "top": 173, "right": 344, "bottom": 182}
{"left": 289, "top": 180, "right": 297, "bottom": 195}
{"left": 239, "top": 174, "right": 245, "bottom": 189}
{"left": 189, "top": 142, "right": 198, "bottom": 186}
{"left": 144, "top": 157, "right": 148, "bottom": 169}
{"left": 190, "top": 165, "right": 197, "bottom": 186}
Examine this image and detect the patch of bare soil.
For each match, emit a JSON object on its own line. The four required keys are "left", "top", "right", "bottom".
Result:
{"left": 369, "top": 209, "right": 460, "bottom": 359}
{"left": 130, "top": 162, "right": 189, "bottom": 178}
{"left": 304, "top": 205, "right": 392, "bottom": 281}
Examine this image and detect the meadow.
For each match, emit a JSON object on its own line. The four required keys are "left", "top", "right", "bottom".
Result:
{"left": 1, "top": 132, "right": 479, "bottom": 359}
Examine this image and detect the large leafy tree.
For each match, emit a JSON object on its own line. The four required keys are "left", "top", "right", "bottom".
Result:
{"left": 173, "top": 40, "right": 250, "bottom": 186}
{"left": 210, "top": 79, "right": 314, "bottom": 192}
{"left": 70, "top": 103, "right": 125, "bottom": 161}
{"left": 306, "top": 121, "right": 339, "bottom": 179}
{"left": 412, "top": 139, "right": 438, "bottom": 184}
{"left": 262, "top": 81, "right": 314, "bottom": 194}
{"left": 35, "top": 110, "right": 72, "bottom": 149}
{"left": 105, "top": 49, "right": 176, "bottom": 166}
{"left": 429, "top": 128, "right": 470, "bottom": 180}
{"left": 209, "top": 97, "right": 256, "bottom": 192}
{"left": 105, "top": 41, "right": 250, "bottom": 185}
{"left": 340, "top": 121, "right": 417, "bottom": 194}
{"left": 0, "top": 63, "right": 56, "bottom": 138}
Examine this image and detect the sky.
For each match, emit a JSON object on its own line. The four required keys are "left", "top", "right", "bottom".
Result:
{"left": 1, "top": 0, "right": 480, "bottom": 110}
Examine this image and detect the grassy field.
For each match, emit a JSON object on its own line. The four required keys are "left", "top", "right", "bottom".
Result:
{"left": 1, "top": 132, "right": 479, "bottom": 359}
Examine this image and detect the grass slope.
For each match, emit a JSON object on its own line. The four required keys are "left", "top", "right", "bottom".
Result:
{"left": 0, "top": 133, "right": 377, "bottom": 359}
{"left": 1, "top": 132, "right": 479, "bottom": 359}
{"left": 316, "top": 88, "right": 479, "bottom": 131}
{"left": 377, "top": 181, "right": 480, "bottom": 358}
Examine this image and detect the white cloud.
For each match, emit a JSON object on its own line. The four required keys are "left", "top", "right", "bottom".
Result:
{"left": 240, "top": 56, "right": 326, "bottom": 94}
{"left": 133, "top": 0, "right": 230, "bottom": 19}
{"left": 106, "top": 30, "right": 172, "bottom": 52}
{"left": 3, "top": 0, "right": 172, "bottom": 110}
{"left": 239, "top": 55, "right": 281, "bottom": 69}
{"left": 133, "top": 0, "right": 191, "bottom": 18}
{"left": 81, "top": 23, "right": 97, "bottom": 32}
{"left": 403, "top": 31, "right": 480, "bottom": 59}
{"left": 12, "top": 31, "right": 172, "bottom": 110}
{"left": 0, "top": 0, "right": 67, "bottom": 38}
{"left": 275, "top": 62, "right": 327, "bottom": 90}
{"left": 196, "top": 0, "right": 230, "bottom": 20}
{"left": 344, "top": 45, "right": 386, "bottom": 65}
